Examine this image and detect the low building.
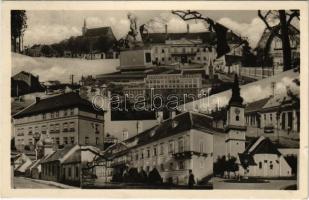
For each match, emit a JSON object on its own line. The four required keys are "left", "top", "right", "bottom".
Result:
{"left": 11, "top": 71, "right": 44, "bottom": 97}
{"left": 12, "top": 92, "right": 105, "bottom": 151}
{"left": 238, "top": 136, "right": 293, "bottom": 177}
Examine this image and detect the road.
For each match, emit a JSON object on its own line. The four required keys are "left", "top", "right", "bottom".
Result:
{"left": 13, "top": 176, "right": 75, "bottom": 189}
{"left": 213, "top": 177, "right": 297, "bottom": 190}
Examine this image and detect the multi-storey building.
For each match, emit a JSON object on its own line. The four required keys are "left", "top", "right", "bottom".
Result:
{"left": 145, "top": 71, "right": 203, "bottom": 99}
{"left": 140, "top": 24, "right": 242, "bottom": 67}
{"left": 13, "top": 92, "right": 105, "bottom": 151}
{"left": 98, "top": 111, "right": 215, "bottom": 185}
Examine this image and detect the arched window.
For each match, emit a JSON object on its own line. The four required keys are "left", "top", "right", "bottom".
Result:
{"left": 236, "top": 115, "right": 240, "bottom": 121}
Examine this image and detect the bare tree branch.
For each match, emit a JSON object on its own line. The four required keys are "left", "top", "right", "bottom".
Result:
{"left": 287, "top": 10, "right": 300, "bottom": 25}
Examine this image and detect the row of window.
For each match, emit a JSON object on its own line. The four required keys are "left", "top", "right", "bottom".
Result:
{"left": 153, "top": 47, "right": 212, "bottom": 54}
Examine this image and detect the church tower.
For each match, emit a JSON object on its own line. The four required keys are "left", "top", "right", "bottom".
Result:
{"left": 82, "top": 18, "right": 87, "bottom": 36}
{"left": 225, "top": 74, "right": 246, "bottom": 158}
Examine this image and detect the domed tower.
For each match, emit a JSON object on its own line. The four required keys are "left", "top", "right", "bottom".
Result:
{"left": 225, "top": 74, "right": 246, "bottom": 158}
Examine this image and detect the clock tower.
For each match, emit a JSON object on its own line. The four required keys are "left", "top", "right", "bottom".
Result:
{"left": 225, "top": 74, "right": 246, "bottom": 158}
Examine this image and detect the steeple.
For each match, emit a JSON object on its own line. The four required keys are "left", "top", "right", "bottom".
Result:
{"left": 82, "top": 18, "right": 87, "bottom": 36}
{"left": 228, "top": 74, "right": 243, "bottom": 107}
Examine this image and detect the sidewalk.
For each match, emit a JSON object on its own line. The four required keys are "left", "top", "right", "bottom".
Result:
{"left": 23, "top": 177, "right": 79, "bottom": 189}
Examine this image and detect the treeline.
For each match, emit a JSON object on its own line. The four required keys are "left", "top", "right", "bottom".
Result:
{"left": 27, "top": 35, "right": 119, "bottom": 57}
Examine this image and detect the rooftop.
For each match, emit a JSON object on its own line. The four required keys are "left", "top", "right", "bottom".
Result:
{"left": 13, "top": 92, "right": 104, "bottom": 119}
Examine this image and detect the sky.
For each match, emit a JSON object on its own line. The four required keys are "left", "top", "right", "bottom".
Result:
{"left": 23, "top": 10, "right": 273, "bottom": 48}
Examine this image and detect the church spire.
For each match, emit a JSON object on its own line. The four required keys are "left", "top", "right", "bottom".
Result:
{"left": 82, "top": 18, "right": 87, "bottom": 36}
{"left": 228, "top": 74, "right": 243, "bottom": 107}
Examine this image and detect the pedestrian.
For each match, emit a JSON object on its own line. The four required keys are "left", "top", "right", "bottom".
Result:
{"left": 188, "top": 169, "right": 195, "bottom": 189}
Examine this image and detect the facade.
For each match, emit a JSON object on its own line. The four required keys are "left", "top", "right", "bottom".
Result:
{"left": 140, "top": 24, "right": 242, "bottom": 67}
{"left": 145, "top": 71, "right": 203, "bottom": 100}
{"left": 12, "top": 92, "right": 105, "bottom": 151}
{"left": 245, "top": 93, "right": 300, "bottom": 135}
{"left": 97, "top": 111, "right": 216, "bottom": 185}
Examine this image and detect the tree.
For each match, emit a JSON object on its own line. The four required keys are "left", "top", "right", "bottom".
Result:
{"left": 11, "top": 10, "right": 27, "bottom": 53}
{"left": 147, "top": 168, "right": 162, "bottom": 185}
{"left": 258, "top": 10, "right": 299, "bottom": 71}
{"left": 41, "top": 45, "right": 52, "bottom": 56}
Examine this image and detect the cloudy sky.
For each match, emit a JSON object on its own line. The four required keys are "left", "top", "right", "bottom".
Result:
{"left": 23, "top": 10, "right": 275, "bottom": 48}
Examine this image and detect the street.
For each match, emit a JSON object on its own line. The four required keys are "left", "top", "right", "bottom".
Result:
{"left": 213, "top": 177, "right": 297, "bottom": 190}
{"left": 13, "top": 176, "right": 77, "bottom": 189}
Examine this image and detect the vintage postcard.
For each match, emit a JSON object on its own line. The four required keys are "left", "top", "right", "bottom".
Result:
{"left": 1, "top": 1, "right": 308, "bottom": 198}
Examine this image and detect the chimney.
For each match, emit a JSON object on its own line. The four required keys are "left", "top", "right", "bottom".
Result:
{"left": 187, "top": 24, "right": 190, "bottom": 33}
{"left": 165, "top": 24, "right": 168, "bottom": 34}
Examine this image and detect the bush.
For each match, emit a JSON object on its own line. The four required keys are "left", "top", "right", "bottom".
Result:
{"left": 147, "top": 168, "right": 162, "bottom": 185}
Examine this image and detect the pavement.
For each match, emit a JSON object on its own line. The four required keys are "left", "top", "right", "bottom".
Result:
{"left": 13, "top": 176, "right": 78, "bottom": 189}
{"left": 213, "top": 177, "right": 297, "bottom": 190}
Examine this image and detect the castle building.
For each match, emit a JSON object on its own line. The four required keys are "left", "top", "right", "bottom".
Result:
{"left": 12, "top": 92, "right": 105, "bottom": 151}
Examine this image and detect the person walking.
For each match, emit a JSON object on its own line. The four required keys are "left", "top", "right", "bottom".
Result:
{"left": 188, "top": 169, "right": 195, "bottom": 189}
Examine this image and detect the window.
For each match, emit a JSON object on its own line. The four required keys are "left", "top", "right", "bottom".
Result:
{"left": 68, "top": 167, "right": 72, "bottom": 177}
{"left": 179, "top": 161, "right": 184, "bottom": 170}
{"left": 63, "top": 123, "right": 68, "bottom": 132}
{"left": 95, "top": 124, "right": 99, "bottom": 134}
{"left": 236, "top": 115, "right": 240, "bottom": 121}
{"left": 55, "top": 137, "right": 60, "bottom": 145}
{"left": 96, "top": 137, "right": 99, "bottom": 145}
{"left": 153, "top": 146, "right": 157, "bottom": 156}
{"left": 270, "top": 161, "right": 273, "bottom": 170}
{"left": 259, "top": 162, "right": 262, "bottom": 169}
{"left": 42, "top": 125, "right": 47, "bottom": 134}
{"left": 270, "top": 113, "right": 273, "bottom": 121}
{"left": 69, "top": 122, "right": 75, "bottom": 132}
{"left": 28, "top": 127, "right": 33, "bottom": 135}
{"left": 169, "top": 162, "right": 174, "bottom": 170}
{"left": 160, "top": 163, "right": 164, "bottom": 171}
{"left": 64, "top": 110, "right": 68, "bottom": 117}
{"left": 147, "top": 148, "right": 150, "bottom": 158}
{"left": 141, "top": 149, "right": 144, "bottom": 159}
{"left": 75, "top": 166, "right": 79, "bottom": 178}
{"left": 51, "top": 112, "right": 54, "bottom": 119}
{"left": 145, "top": 53, "right": 151, "bottom": 63}
{"left": 43, "top": 114, "right": 46, "bottom": 120}
{"left": 55, "top": 123, "right": 60, "bottom": 133}
{"left": 135, "top": 152, "right": 139, "bottom": 160}
{"left": 168, "top": 141, "right": 174, "bottom": 154}
{"left": 50, "top": 124, "right": 54, "bottom": 133}
{"left": 63, "top": 137, "right": 68, "bottom": 144}
{"left": 85, "top": 137, "right": 89, "bottom": 145}
{"left": 28, "top": 138, "right": 33, "bottom": 145}
{"left": 70, "top": 137, "right": 74, "bottom": 144}
{"left": 162, "top": 49, "right": 165, "bottom": 53}
{"left": 178, "top": 138, "right": 184, "bottom": 152}
{"left": 55, "top": 111, "right": 59, "bottom": 118}
{"left": 70, "top": 108, "right": 74, "bottom": 115}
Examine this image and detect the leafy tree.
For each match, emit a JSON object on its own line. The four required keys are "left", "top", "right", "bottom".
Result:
{"left": 11, "top": 10, "right": 27, "bottom": 52}
{"left": 258, "top": 10, "right": 299, "bottom": 71}
{"left": 41, "top": 45, "right": 52, "bottom": 56}
{"left": 147, "top": 168, "right": 162, "bottom": 185}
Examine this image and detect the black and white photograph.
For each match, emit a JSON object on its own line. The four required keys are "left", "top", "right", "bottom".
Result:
{"left": 6, "top": 4, "right": 305, "bottom": 193}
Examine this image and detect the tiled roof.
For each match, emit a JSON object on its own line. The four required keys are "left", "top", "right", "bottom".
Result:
{"left": 125, "top": 112, "right": 222, "bottom": 147}
{"left": 13, "top": 92, "right": 104, "bottom": 118}
{"left": 141, "top": 31, "right": 242, "bottom": 45}
{"left": 245, "top": 97, "right": 271, "bottom": 114}
{"left": 238, "top": 136, "right": 281, "bottom": 167}
{"left": 84, "top": 27, "right": 113, "bottom": 37}
{"left": 62, "top": 149, "right": 81, "bottom": 164}
{"left": 40, "top": 145, "right": 75, "bottom": 164}
{"left": 243, "top": 136, "right": 281, "bottom": 156}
